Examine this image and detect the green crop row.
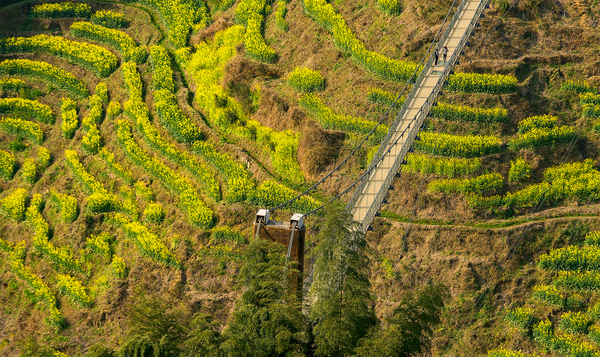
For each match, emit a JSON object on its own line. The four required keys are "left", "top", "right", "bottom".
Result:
{"left": 376, "top": 0, "right": 402, "bottom": 15}
{"left": 98, "top": 148, "right": 134, "bottom": 184}
{"left": 430, "top": 102, "right": 508, "bottom": 124}
{"left": 144, "top": 202, "right": 165, "bottom": 223}
{"left": 580, "top": 92, "right": 600, "bottom": 105}
{"left": 288, "top": 67, "right": 325, "bottom": 92}
{"left": 414, "top": 132, "right": 503, "bottom": 158}
{"left": 81, "top": 94, "right": 104, "bottom": 154}
{"left": 0, "top": 34, "right": 117, "bottom": 78}
{"left": 0, "top": 117, "right": 44, "bottom": 145}
{"left": 508, "top": 157, "right": 531, "bottom": 182}
{"left": 250, "top": 179, "right": 320, "bottom": 213}
{"left": 56, "top": 274, "right": 92, "bottom": 308}
{"left": 532, "top": 285, "right": 568, "bottom": 309}
{"left": 71, "top": 21, "right": 148, "bottom": 64}
{"left": 583, "top": 104, "right": 600, "bottom": 118}
{"left": 211, "top": 226, "right": 248, "bottom": 244}
{"left": 505, "top": 306, "right": 535, "bottom": 330}
{"left": 60, "top": 97, "right": 78, "bottom": 139}
{"left": 0, "top": 149, "right": 16, "bottom": 181}
{"left": 122, "top": 62, "right": 143, "bottom": 102}
{"left": 446, "top": 72, "right": 518, "bottom": 94}
{"left": 27, "top": 194, "right": 87, "bottom": 275}
{"left": 86, "top": 232, "right": 112, "bottom": 261}
{"left": 64, "top": 150, "right": 106, "bottom": 194}
{"left": 49, "top": 189, "right": 79, "bottom": 223}
{"left": 21, "top": 158, "right": 38, "bottom": 184}
{"left": 0, "top": 188, "right": 28, "bottom": 221}
{"left": 106, "top": 101, "right": 122, "bottom": 121}
{"left": 110, "top": 213, "right": 181, "bottom": 268}
{"left": 91, "top": 10, "right": 127, "bottom": 29}
{"left": 428, "top": 172, "right": 503, "bottom": 195}
{"left": 559, "top": 311, "right": 592, "bottom": 334}
{"left": 302, "top": 0, "right": 418, "bottom": 81}
{"left": 276, "top": 1, "right": 289, "bottom": 31}
{"left": 533, "top": 319, "right": 600, "bottom": 357}
{"left": 469, "top": 159, "right": 600, "bottom": 210}
{"left": 538, "top": 245, "right": 600, "bottom": 272}
{"left": 561, "top": 80, "right": 596, "bottom": 93}
{"left": 518, "top": 114, "right": 557, "bottom": 134}
{"left": 487, "top": 349, "right": 539, "bottom": 357}
{"left": 300, "top": 94, "right": 388, "bottom": 138}
{"left": 245, "top": 14, "right": 277, "bottom": 63}
{"left": 0, "top": 97, "right": 55, "bottom": 124}
{"left": 0, "top": 59, "right": 89, "bottom": 98}
{"left": 124, "top": 62, "right": 220, "bottom": 200}
{"left": 367, "top": 88, "right": 405, "bottom": 107}
{"left": 32, "top": 2, "right": 91, "bottom": 19}
{"left": 7, "top": 242, "right": 64, "bottom": 327}
{"left": 123, "top": 0, "right": 202, "bottom": 48}
{"left": 192, "top": 141, "right": 255, "bottom": 203}
{"left": 149, "top": 45, "right": 176, "bottom": 93}
{"left": 116, "top": 120, "right": 214, "bottom": 228}
{"left": 153, "top": 89, "right": 202, "bottom": 143}
{"left": 510, "top": 126, "right": 576, "bottom": 150}
{"left": 0, "top": 77, "right": 25, "bottom": 94}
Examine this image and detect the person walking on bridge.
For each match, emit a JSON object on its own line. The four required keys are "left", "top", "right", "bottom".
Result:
{"left": 442, "top": 46, "right": 449, "bottom": 63}
{"left": 434, "top": 48, "right": 439, "bottom": 65}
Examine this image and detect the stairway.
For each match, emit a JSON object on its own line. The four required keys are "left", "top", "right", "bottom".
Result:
{"left": 347, "top": 0, "right": 490, "bottom": 233}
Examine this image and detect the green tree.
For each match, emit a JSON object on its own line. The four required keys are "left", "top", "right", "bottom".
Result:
{"left": 221, "top": 238, "right": 308, "bottom": 356}
{"left": 118, "top": 294, "right": 188, "bottom": 357}
{"left": 182, "top": 313, "right": 224, "bottom": 357}
{"left": 355, "top": 284, "right": 448, "bottom": 357}
{"left": 308, "top": 203, "right": 377, "bottom": 356}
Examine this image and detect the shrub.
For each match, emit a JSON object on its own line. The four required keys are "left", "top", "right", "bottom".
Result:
{"left": 0, "top": 59, "right": 89, "bottom": 98}
{"left": 446, "top": 72, "right": 518, "bottom": 94}
{"left": 0, "top": 97, "right": 55, "bottom": 124}
{"left": 430, "top": 102, "right": 508, "bottom": 124}
{"left": 303, "top": 0, "right": 418, "bottom": 81}
{"left": 56, "top": 274, "right": 92, "bottom": 308}
{"left": 428, "top": 172, "right": 503, "bottom": 195}
{"left": 0, "top": 149, "right": 16, "bottom": 180}
{"left": 70, "top": 21, "right": 148, "bottom": 64}
{"left": 508, "top": 158, "right": 531, "bottom": 182}
{"left": 1, "top": 188, "right": 28, "bottom": 221}
{"left": 414, "top": 132, "right": 503, "bottom": 158}
{"left": 60, "top": 97, "right": 78, "bottom": 139}
{"left": 404, "top": 153, "right": 481, "bottom": 177}
{"left": 300, "top": 94, "right": 388, "bottom": 138}
{"left": 31, "top": 2, "right": 91, "bottom": 18}
{"left": 49, "top": 190, "right": 78, "bottom": 223}
{"left": 288, "top": 67, "right": 325, "bottom": 92}
{"left": 0, "top": 34, "right": 117, "bottom": 77}
{"left": 91, "top": 10, "right": 127, "bottom": 28}
{"left": 144, "top": 202, "right": 165, "bottom": 223}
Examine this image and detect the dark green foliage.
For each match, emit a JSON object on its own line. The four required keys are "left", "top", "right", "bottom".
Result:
{"left": 182, "top": 313, "right": 224, "bottom": 357}
{"left": 309, "top": 203, "right": 377, "bottom": 356}
{"left": 118, "top": 295, "right": 188, "bottom": 357}
{"left": 221, "top": 239, "right": 308, "bottom": 356}
{"left": 355, "top": 284, "right": 448, "bottom": 357}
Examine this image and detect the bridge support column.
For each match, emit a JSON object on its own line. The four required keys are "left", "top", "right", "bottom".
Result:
{"left": 254, "top": 210, "right": 305, "bottom": 294}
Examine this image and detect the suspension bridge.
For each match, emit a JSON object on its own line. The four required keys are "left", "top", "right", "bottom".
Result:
{"left": 254, "top": 0, "right": 491, "bottom": 279}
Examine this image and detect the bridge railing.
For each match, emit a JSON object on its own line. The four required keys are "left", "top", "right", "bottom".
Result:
{"left": 349, "top": 0, "right": 491, "bottom": 232}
